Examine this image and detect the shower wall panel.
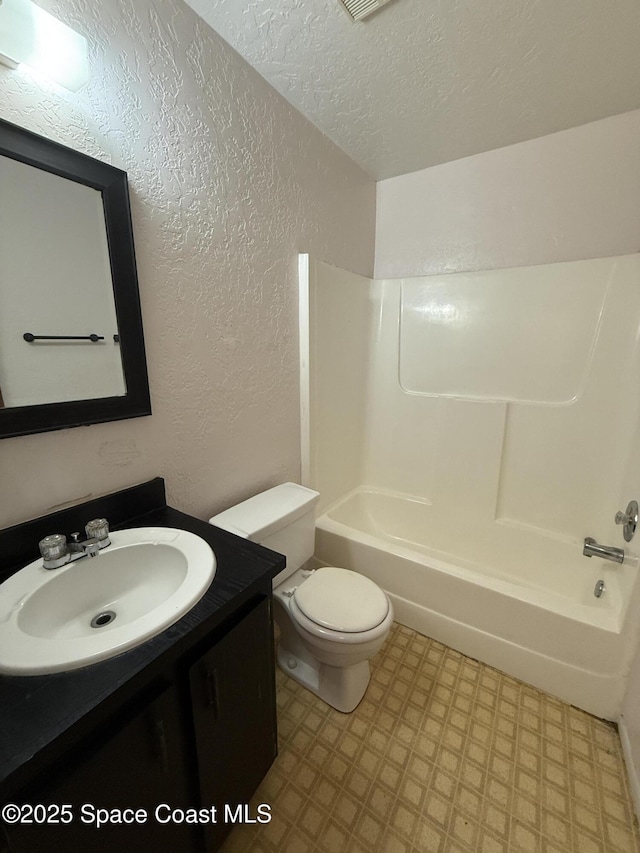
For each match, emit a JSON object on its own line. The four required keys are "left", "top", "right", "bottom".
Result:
{"left": 308, "top": 254, "right": 640, "bottom": 566}
{"left": 307, "top": 259, "right": 374, "bottom": 512}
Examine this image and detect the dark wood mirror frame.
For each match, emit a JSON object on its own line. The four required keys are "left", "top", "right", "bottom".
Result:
{"left": 0, "top": 119, "right": 151, "bottom": 439}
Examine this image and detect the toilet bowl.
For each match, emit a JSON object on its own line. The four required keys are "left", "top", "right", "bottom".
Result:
{"left": 274, "top": 565, "right": 394, "bottom": 712}
{"left": 209, "top": 483, "right": 393, "bottom": 712}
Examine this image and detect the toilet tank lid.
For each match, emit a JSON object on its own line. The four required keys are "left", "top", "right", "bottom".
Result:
{"left": 209, "top": 482, "right": 320, "bottom": 541}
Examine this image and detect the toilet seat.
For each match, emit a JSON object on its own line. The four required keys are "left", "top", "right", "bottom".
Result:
{"left": 292, "top": 566, "right": 389, "bottom": 633}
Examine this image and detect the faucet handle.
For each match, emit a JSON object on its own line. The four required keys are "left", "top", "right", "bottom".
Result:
{"left": 39, "top": 534, "right": 69, "bottom": 569}
{"left": 85, "top": 518, "right": 110, "bottom": 548}
{"left": 615, "top": 500, "right": 638, "bottom": 542}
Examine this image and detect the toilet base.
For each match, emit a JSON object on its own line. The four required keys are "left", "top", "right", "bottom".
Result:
{"left": 272, "top": 569, "right": 392, "bottom": 713}
{"left": 276, "top": 641, "right": 371, "bottom": 713}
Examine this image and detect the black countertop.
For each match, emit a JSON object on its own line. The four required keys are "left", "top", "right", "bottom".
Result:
{"left": 0, "top": 480, "right": 285, "bottom": 795}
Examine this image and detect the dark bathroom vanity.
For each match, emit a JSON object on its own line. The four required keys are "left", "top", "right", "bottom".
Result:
{"left": 0, "top": 479, "right": 284, "bottom": 853}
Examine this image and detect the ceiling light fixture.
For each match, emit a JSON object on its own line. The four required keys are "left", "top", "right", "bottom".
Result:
{"left": 0, "top": 0, "right": 89, "bottom": 91}
{"left": 338, "top": 0, "right": 396, "bottom": 21}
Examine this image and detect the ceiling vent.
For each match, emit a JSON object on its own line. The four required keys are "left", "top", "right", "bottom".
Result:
{"left": 338, "top": 0, "right": 395, "bottom": 21}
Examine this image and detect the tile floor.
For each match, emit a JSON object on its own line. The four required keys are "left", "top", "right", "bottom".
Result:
{"left": 222, "top": 623, "right": 640, "bottom": 852}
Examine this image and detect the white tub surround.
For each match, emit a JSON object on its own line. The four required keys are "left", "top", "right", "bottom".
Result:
{"left": 316, "top": 488, "right": 640, "bottom": 720}
{"left": 302, "top": 253, "right": 640, "bottom": 720}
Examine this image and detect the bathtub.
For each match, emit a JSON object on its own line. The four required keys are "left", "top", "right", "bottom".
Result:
{"left": 314, "top": 487, "right": 640, "bottom": 720}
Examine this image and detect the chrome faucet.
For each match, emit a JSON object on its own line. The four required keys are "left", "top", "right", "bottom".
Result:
{"left": 68, "top": 533, "right": 101, "bottom": 558}
{"left": 39, "top": 518, "right": 111, "bottom": 570}
{"left": 583, "top": 537, "right": 624, "bottom": 564}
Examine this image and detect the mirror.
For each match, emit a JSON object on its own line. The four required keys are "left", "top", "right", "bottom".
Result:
{"left": 0, "top": 119, "right": 151, "bottom": 438}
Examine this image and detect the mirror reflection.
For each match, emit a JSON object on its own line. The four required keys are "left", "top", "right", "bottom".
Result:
{"left": 0, "top": 155, "right": 126, "bottom": 408}
{"left": 0, "top": 117, "right": 150, "bottom": 439}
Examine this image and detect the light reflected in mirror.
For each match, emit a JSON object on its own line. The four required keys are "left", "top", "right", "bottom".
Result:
{"left": 0, "top": 155, "right": 126, "bottom": 408}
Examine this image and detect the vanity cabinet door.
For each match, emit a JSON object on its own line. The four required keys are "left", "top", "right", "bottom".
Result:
{"left": 4, "top": 682, "right": 196, "bottom": 853}
{"left": 189, "top": 596, "right": 277, "bottom": 851}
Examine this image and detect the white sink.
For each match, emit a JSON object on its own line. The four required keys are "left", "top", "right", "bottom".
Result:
{"left": 0, "top": 528, "right": 216, "bottom": 675}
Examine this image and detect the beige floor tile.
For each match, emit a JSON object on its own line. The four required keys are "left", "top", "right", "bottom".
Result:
{"left": 221, "top": 623, "right": 640, "bottom": 853}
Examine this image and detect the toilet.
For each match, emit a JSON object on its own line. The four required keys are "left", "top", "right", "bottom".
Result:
{"left": 209, "top": 482, "right": 393, "bottom": 712}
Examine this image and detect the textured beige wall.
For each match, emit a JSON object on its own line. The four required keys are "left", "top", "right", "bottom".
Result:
{"left": 375, "top": 110, "right": 640, "bottom": 278}
{"left": 0, "top": 0, "right": 375, "bottom": 527}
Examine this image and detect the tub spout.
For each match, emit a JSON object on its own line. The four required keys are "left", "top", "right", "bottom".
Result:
{"left": 583, "top": 537, "right": 624, "bottom": 564}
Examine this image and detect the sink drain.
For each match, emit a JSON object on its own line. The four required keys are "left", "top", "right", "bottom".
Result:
{"left": 90, "top": 610, "right": 116, "bottom": 628}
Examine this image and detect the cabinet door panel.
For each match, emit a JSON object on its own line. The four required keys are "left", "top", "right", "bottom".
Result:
{"left": 5, "top": 683, "right": 196, "bottom": 853}
{"left": 190, "top": 597, "right": 277, "bottom": 849}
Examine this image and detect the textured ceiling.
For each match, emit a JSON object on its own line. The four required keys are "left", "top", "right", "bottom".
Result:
{"left": 182, "top": 0, "right": 640, "bottom": 180}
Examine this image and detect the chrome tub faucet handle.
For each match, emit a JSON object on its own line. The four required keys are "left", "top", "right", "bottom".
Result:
{"left": 615, "top": 500, "right": 638, "bottom": 542}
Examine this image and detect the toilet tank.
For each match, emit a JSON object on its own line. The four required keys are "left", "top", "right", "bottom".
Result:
{"left": 209, "top": 483, "right": 320, "bottom": 585}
